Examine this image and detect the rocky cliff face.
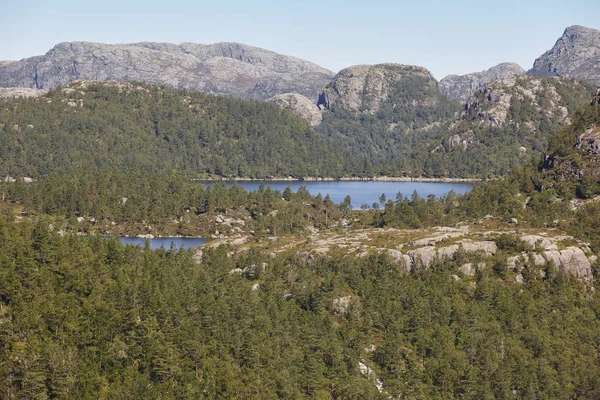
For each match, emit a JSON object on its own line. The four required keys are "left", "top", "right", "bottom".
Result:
{"left": 444, "top": 75, "right": 594, "bottom": 150}
{"left": 267, "top": 93, "right": 322, "bottom": 126}
{"left": 0, "top": 41, "right": 335, "bottom": 101}
{"left": 458, "top": 75, "right": 586, "bottom": 128}
{"left": 317, "top": 64, "right": 440, "bottom": 114}
{"left": 529, "top": 25, "right": 600, "bottom": 85}
{"left": 440, "top": 62, "right": 525, "bottom": 102}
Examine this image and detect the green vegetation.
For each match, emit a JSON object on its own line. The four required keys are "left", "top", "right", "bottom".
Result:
{"left": 317, "top": 75, "right": 462, "bottom": 176}
{"left": 0, "top": 170, "right": 349, "bottom": 238}
{"left": 1, "top": 78, "right": 594, "bottom": 180}
{"left": 0, "top": 214, "right": 599, "bottom": 399}
{"left": 0, "top": 82, "right": 352, "bottom": 179}
{"left": 1, "top": 81, "right": 600, "bottom": 398}
{"left": 404, "top": 77, "right": 596, "bottom": 177}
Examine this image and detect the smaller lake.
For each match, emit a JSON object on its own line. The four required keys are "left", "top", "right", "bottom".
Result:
{"left": 119, "top": 237, "right": 206, "bottom": 250}
{"left": 206, "top": 181, "right": 474, "bottom": 209}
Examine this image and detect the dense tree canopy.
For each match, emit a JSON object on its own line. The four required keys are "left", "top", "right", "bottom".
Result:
{"left": 0, "top": 82, "right": 354, "bottom": 179}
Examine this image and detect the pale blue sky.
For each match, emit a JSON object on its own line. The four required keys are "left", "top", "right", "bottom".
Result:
{"left": 1, "top": 0, "right": 598, "bottom": 79}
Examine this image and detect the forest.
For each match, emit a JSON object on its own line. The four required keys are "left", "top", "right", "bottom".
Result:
{"left": 0, "top": 82, "right": 355, "bottom": 179}
{"left": 1, "top": 84, "right": 600, "bottom": 398}
{"left": 1, "top": 77, "right": 595, "bottom": 181}
{"left": 0, "top": 211, "right": 599, "bottom": 399}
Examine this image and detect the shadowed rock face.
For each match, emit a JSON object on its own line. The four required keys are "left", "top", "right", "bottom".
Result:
{"left": 0, "top": 41, "right": 335, "bottom": 101}
{"left": 267, "top": 93, "right": 323, "bottom": 126}
{"left": 440, "top": 63, "right": 525, "bottom": 102}
{"left": 529, "top": 25, "right": 600, "bottom": 85}
{"left": 317, "top": 63, "right": 440, "bottom": 114}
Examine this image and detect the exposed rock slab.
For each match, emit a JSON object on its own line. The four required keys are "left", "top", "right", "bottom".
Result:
{"left": 577, "top": 125, "right": 600, "bottom": 155}
{"left": 529, "top": 25, "right": 600, "bottom": 85}
{"left": 440, "top": 62, "right": 525, "bottom": 102}
{"left": 0, "top": 87, "right": 46, "bottom": 98}
{"left": 267, "top": 93, "right": 322, "bottom": 125}
{"left": 317, "top": 63, "right": 439, "bottom": 114}
{"left": 543, "top": 247, "right": 593, "bottom": 282}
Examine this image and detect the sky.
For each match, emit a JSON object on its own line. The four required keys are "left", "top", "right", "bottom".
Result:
{"left": 1, "top": 0, "right": 599, "bottom": 79}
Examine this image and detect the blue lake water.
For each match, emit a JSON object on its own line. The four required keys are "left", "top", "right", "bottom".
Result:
{"left": 208, "top": 181, "right": 474, "bottom": 209}
{"left": 119, "top": 237, "right": 207, "bottom": 250}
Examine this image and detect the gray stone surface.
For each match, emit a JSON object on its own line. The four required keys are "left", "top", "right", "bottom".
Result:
{"left": 0, "top": 87, "right": 46, "bottom": 98}
{"left": 332, "top": 296, "right": 353, "bottom": 316}
{"left": 0, "top": 41, "right": 335, "bottom": 101}
{"left": 577, "top": 126, "right": 600, "bottom": 154}
{"left": 529, "top": 25, "right": 600, "bottom": 85}
{"left": 456, "top": 75, "right": 585, "bottom": 128}
{"left": 267, "top": 93, "right": 323, "bottom": 126}
{"left": 543, "top": 246, "right": 593, "bottom": 282}
{"left": 440, "top": 62, "right": 525, "bottom": 102}
{"left": 317, "top": 63, "right": 438, "bottom": 114}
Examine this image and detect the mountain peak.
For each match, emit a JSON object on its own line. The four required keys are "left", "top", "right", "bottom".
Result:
{"left": 0, "top": 41, "right": 334, "bottom": 100}
{"left": 440, "top": 62, "right": 525, "bottom": 101}
{"left": 529, "top": 25, "right": 600, "bottom": 85}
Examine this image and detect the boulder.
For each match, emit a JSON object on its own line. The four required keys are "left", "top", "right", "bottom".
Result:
{"left": 460, "top": 263, "right": 476, "bottom": 276}
{"left": 332, "top": 296, "right": 353, "bottom": 316}
{"left": 543, "top": 246, "right": 593, "bottom": 281}
{"left": 407, "top": 246, "right": 437, "bottom": 269}
{"left": 267, "top": 93, "right": 323, "bottom": 126}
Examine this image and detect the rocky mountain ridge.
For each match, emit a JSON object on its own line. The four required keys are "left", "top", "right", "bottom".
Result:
{"left": 440, "top": 62, "right": 525, "bottom": 102}
{"left": 529, "top": 25, "right": 600, "bottom": 85}
{"left": 0, "top": 41, "right": 334, "bottom": 101}
{"left": 404, "top": 75, "right": 596, "bottom": 177}
{"left": 317, "top": 63, "right": 440, "bottom": 114}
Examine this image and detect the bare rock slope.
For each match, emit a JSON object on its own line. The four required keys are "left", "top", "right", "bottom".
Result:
{"left": 0, "top": 41, "right": 335, "bottom": 101}
{"left": 440, "top": 62, "right": 525, "bottom": 102}
{"left": 317, "top": 63, "right": 441, "bottom": 114}
{"left": 267, "top": 93, "right": 323, "bottom": 126}
{"left": 529, "top": 25, "right": 600, "bottom": 85}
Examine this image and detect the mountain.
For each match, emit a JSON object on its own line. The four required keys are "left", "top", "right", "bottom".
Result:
{"left": 529, "top": 25, "right": 600, "bottom": 85}
{"left": 0, "top": 81, "right": 353, "bottom": 178}
{"left": 314, "top": 64, "right": 461, "bottom": 174}
{"left": 539, "top": 91, "right": 600, "bottom": 199}
{"left": 405, "top": 75, "right": 595, "bottom": 177}
{"left": 0, "top": 41, "right": 335, "bottom": 101}
{"left": 440, "top": 62, "right": 525, "bottom": 102}
{"left": 317, "top": 63, "right": 441, "bottom": 114}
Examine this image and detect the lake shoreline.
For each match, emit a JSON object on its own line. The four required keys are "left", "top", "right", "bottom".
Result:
{"left": 196, "top": 176, "right": 482, "bottom": 183}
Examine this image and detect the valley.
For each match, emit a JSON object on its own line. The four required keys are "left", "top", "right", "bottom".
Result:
{"left": 1, "top": 21, "right": 600, "bottom": 399}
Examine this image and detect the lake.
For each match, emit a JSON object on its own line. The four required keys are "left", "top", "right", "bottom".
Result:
{"left": 119, "top": 237, "right": 207, "bottom": 250}
{"left": 208, "top": 180, "right": 474, "bottom": 209}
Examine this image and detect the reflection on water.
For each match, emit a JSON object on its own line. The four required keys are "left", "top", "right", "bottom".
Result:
{"left": 118, "top": 237, "right": 206, "bottom": 250}
{"left": 206, "top": 181, "right": 474, "bottom": 209}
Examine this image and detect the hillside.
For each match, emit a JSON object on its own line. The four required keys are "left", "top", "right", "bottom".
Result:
{"left": 0, "top": 41, "right": 334, "bottom": 100}
{"left": 0, "top": 81, "right": 352, "bottom": 178}
{"left": 2, "top": 94, "right": 600, "bottom": 398}
{"left": 315, "top": 64, "right": 462, "bottom": 175}
{"left": 529, "top": 25, "right": 600, "bottom": 85}
{"left": 405, "top": 75, "right": 596, "bottom": 177}
{"left": 440, "top": 62, "right": 525, "bottom": 102}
